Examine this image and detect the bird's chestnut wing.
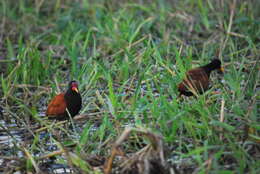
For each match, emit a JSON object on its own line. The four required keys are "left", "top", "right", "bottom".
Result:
{"left": 46, "top": 93, "right": 67, "bottom": 116}
{"left": 186, "top": 68, "right": 209, "bottom": 91}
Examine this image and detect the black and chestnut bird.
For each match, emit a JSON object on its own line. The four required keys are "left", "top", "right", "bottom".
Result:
{"left": 178, "top": 59, "right": 224, "bottom": 96}
{"left": 46, "top": 81, "right": 82, "bottom": 119}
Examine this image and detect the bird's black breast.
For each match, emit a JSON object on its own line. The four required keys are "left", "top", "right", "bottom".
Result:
{"left": 64, "top": 93, "right": 82, "bottom": 117}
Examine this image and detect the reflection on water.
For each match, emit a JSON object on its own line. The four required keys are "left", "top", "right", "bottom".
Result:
{"left": 0, "top": 110, "right": 74, "bottom": 173}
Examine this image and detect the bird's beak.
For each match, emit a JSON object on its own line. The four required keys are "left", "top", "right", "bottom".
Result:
{"left": 218, "top": 67, "right": 224, "bottom": 73}
{"left": 72, "top": 87, "right": 79, "bottom": 93}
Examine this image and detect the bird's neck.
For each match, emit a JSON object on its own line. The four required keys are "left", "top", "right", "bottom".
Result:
{"left": 65, "top": 90, "right": 78, "bottom": 99}
{"left": 202, "top": 63, "right": 216, "bottom": 76}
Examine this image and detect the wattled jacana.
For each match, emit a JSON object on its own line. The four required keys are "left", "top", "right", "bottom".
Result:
{"left": 178, "top": 59, "right": 224, "bottom": 96}
{"left": 46, "top": 81, "right": 82, "bottom": 119}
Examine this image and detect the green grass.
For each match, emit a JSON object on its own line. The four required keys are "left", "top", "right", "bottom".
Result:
{"left": 0, "top": 0, "right": 259, "bottom": 173}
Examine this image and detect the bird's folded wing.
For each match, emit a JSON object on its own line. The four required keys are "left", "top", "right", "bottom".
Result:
{"left": 46, "top": 93, "right": 67, "bottom": 116}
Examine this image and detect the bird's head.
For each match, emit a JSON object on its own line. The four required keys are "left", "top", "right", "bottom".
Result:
{"left": 69, "top": 81, "right": 79, "bottom": 93}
